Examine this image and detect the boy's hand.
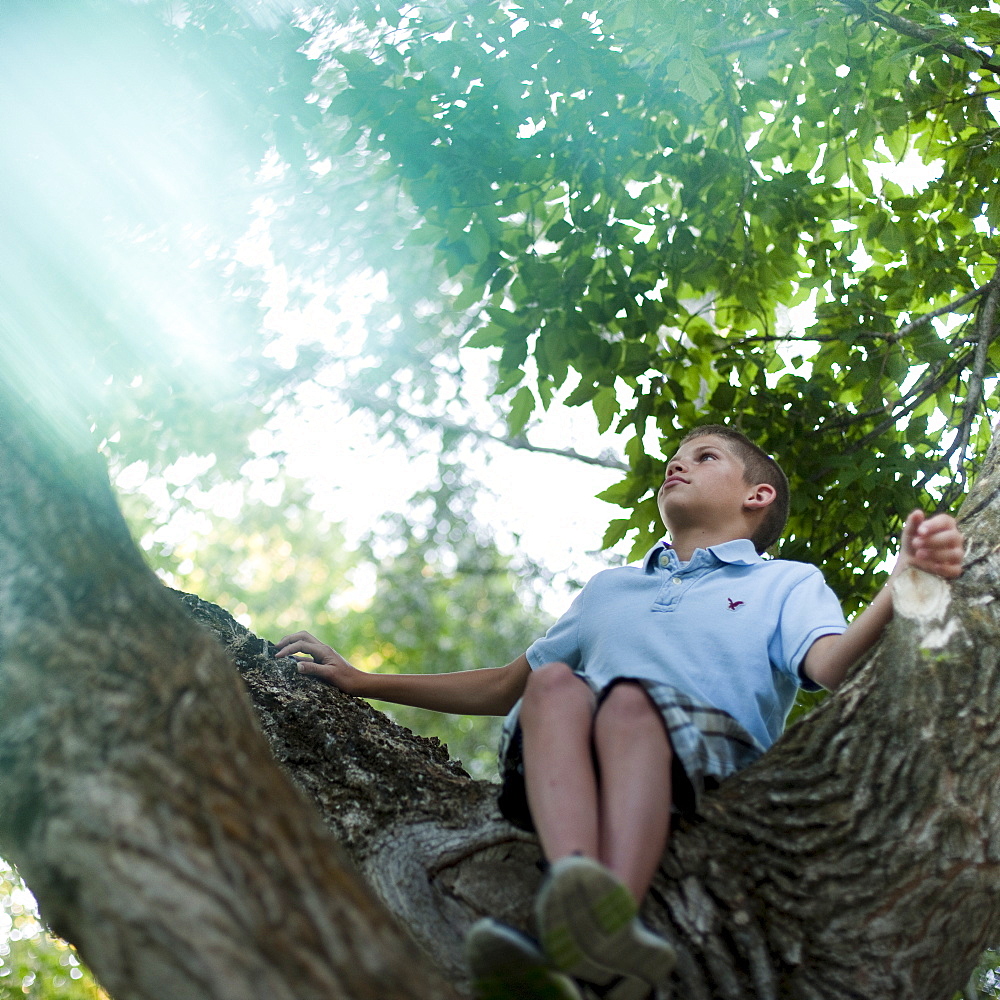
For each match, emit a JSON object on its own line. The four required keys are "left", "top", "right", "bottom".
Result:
{"left": 275, "top": 631, "right": 365, "bottom": 695}
{"left": 895, "top": 510, "right": 965, "bottom": 580}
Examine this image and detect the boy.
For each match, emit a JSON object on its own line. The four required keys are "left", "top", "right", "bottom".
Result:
{"left": 276, "top": 425, "right": 964, "bottom": 1000}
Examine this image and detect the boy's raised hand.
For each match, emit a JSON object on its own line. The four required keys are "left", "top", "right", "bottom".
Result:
{"left": 895, "top": 510, "right": 965, "bottom": 580}
{"left": 275, "top": 630, "right": 365, "bottom": 694}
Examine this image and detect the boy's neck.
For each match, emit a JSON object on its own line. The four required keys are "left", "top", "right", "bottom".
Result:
{"left": 667, "top": 526, "right": 754, "bottom": 562}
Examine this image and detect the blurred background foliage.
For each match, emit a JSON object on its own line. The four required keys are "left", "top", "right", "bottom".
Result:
{"left": 0, "top": 0, "right": 998, "bottom": 994}
{"left": 0, "top": 862, "right": 106, "bottom": 999}
{"left": 132, "top": 460, "right": 552, "bottom": 778}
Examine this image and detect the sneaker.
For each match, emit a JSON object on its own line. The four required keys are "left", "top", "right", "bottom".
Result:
{"left": 536, "top": 858, "right": 676, "bottom": 994}
{"left": 465, "top": 918, "right": 583, "bottom": 1000}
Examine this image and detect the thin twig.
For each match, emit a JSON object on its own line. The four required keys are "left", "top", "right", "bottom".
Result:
{"left": 340, "top": 387, "right": 630, "bottom": 471}
{"left": 504, "top": 436, "right": 629, "bottom": 471}
{"left": 730, "top": 285, "right": 987, "bottom": 353}
{"left": 834, "top": 0, "right": 1000, "bottom": 76}
{"left": 806, "top": 352, "right": 969, "bottom": 480}
{"left": 707, "top": 18, "right": 824, "bottom": 56}
{"left": 890, "top": 284, "right": 991, "bottom": 341}
{"left": 805, "top": 319, "right": 973, "bottom": 434}
{"left": 841, "top": 352, "right": 970, "bottom": 452}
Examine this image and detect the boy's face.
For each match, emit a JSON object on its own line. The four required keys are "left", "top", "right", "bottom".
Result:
{"left": 657, "top": 434, "right": 758, "bottom": 531}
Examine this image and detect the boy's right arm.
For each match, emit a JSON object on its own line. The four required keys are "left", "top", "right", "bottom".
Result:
{"left": 802, "top": 510, "right": 964, "bottom": 691}
{"left": 274, "top": 631, "right": 531, "bottom": 716}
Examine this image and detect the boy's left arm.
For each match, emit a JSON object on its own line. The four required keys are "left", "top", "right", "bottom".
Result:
{"left": 803, "top": 511, "right": 965, "bottom": 692}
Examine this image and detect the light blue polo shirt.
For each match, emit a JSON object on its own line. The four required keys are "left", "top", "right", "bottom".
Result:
{"left": 525, "top": 538, "right": 847, "bottom": 749}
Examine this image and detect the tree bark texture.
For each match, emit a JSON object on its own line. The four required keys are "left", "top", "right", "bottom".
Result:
{"left": 1, "top": 383, "right": 999, "bottom": 1000}
{"left": 0, "top": 394, "right": 459, "bottom": 1000}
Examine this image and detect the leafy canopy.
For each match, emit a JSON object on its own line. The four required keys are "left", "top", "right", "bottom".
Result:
{"left": 275, "top": 0, "right": 1000, "bottom": 607}
{"left": 4, "top": 0, "right": 998, "bottom": 609}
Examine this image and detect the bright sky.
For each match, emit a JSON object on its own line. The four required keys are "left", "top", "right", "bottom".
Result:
{"left": 250, "top": 267, "right": 639, "bottom": 614}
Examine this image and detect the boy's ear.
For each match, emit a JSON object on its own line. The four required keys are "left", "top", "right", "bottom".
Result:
{"left": 744, "top": 483, "right": 776, "bottom": 510}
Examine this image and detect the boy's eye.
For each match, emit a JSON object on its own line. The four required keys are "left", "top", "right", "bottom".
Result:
{"left": 698, "top": 452, "right": 717, "bottom": 461}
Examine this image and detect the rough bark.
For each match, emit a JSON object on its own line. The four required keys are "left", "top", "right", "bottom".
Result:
{"left": 176, "top": 595, "right": 548, "bottom": 986}
{"left": 1, "top": 377, "right": 999, "bottom": 1000}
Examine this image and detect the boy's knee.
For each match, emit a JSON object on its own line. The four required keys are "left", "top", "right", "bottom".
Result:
{"left": 521, "top": 662, "right": 590, "bottom": 714}
{"left": 596, "top": 682, "right": 670, "bottom": 742}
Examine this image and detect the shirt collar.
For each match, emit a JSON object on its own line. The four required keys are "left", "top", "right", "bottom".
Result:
{"left": 642, "top": 537, "right": 763, "bottom": 571}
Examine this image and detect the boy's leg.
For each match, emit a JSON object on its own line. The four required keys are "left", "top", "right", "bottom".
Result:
{"left": 592, "top": 681, "right": 673, "bottom": 902}
{"left": 519, "top": 662, "right": 599, "bottom": 863}
{"left": 536, "top": 686, "right": 676, "bottom": 993}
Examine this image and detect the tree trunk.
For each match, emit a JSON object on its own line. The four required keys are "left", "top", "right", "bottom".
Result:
{"left": 1, "top": 381, "right": 998, "bottom": 1000}
{"left": 0, "top": 393, "right": 459, "bottom": 1000}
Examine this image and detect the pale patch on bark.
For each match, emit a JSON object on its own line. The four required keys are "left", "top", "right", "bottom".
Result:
{"left": 921, "top": 618, "right": 962, "bottom": 650}
{"left": 891, "top": 567, "right": 953, "bottom": 623}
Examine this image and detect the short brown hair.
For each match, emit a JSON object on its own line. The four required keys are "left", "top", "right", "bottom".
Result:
{"left": 680, "top": 425, "right": 789, "bottom": 553}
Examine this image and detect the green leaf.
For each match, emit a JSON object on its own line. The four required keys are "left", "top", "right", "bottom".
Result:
{"left": 592, "top": 385, "right": 620, "bottom": 434}
{"left": 865, "top": 211, "right": 889, "bottom": 243}
{"left": 879, "top": 221, "right": 905, "bottom": 254}
{"left": 464, "top": 323, "right": 505, "bottom": 349}
{"left": 565, "top": 380, "right": 599, "bottom": 407}
{"left": 601, "top": 517, "right": 631, "bottom": 548}
{"left": 546, "top": 219, "right": 573, "bottom": 242}
{"left": 506, "top": 385, "right": 535, "bottom": 436}
{"left": 596, "top": 476, "right": 643, "bottom": 507}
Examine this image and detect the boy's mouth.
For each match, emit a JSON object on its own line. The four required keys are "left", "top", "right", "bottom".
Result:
{"left": 661, "top": 476, "right": 688, "bottom": 490}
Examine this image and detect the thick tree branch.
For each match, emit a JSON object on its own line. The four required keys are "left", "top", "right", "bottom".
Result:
{"left": 231, "top": 427, "right": 1000, "bottom": 1000}
{"left": 5, "top": 380, "right": 1000, "bottom": 1000}
{"left": 954, "top": 264, "right": 1000, "bottom": 474}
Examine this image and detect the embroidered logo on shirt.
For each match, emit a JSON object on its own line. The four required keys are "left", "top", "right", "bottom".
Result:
{"left": 727, "top": 598, "right": 745, "bottom": 611}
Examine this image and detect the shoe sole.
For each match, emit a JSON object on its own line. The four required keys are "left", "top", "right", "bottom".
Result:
{"left": 537, "top": 858, "right": 675, "bottom": 990}
{"left": 466, "top": 918, "right": 583, "bottom": 1000}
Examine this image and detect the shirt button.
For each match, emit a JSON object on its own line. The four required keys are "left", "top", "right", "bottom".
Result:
{"left": 673, "top": 577, "right": 682, "bottom": 585}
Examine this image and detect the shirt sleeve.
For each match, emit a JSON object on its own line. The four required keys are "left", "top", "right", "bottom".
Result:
{"left": 525, "top": 586, "right": 586, "bottom": 671}
{"left": 771, "top": 567, "right": 848, "bottom": 691}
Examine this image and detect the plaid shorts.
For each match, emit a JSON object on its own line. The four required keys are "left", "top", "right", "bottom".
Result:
{"left": 496, "top": 674, "right": 767, "bottom": 832}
